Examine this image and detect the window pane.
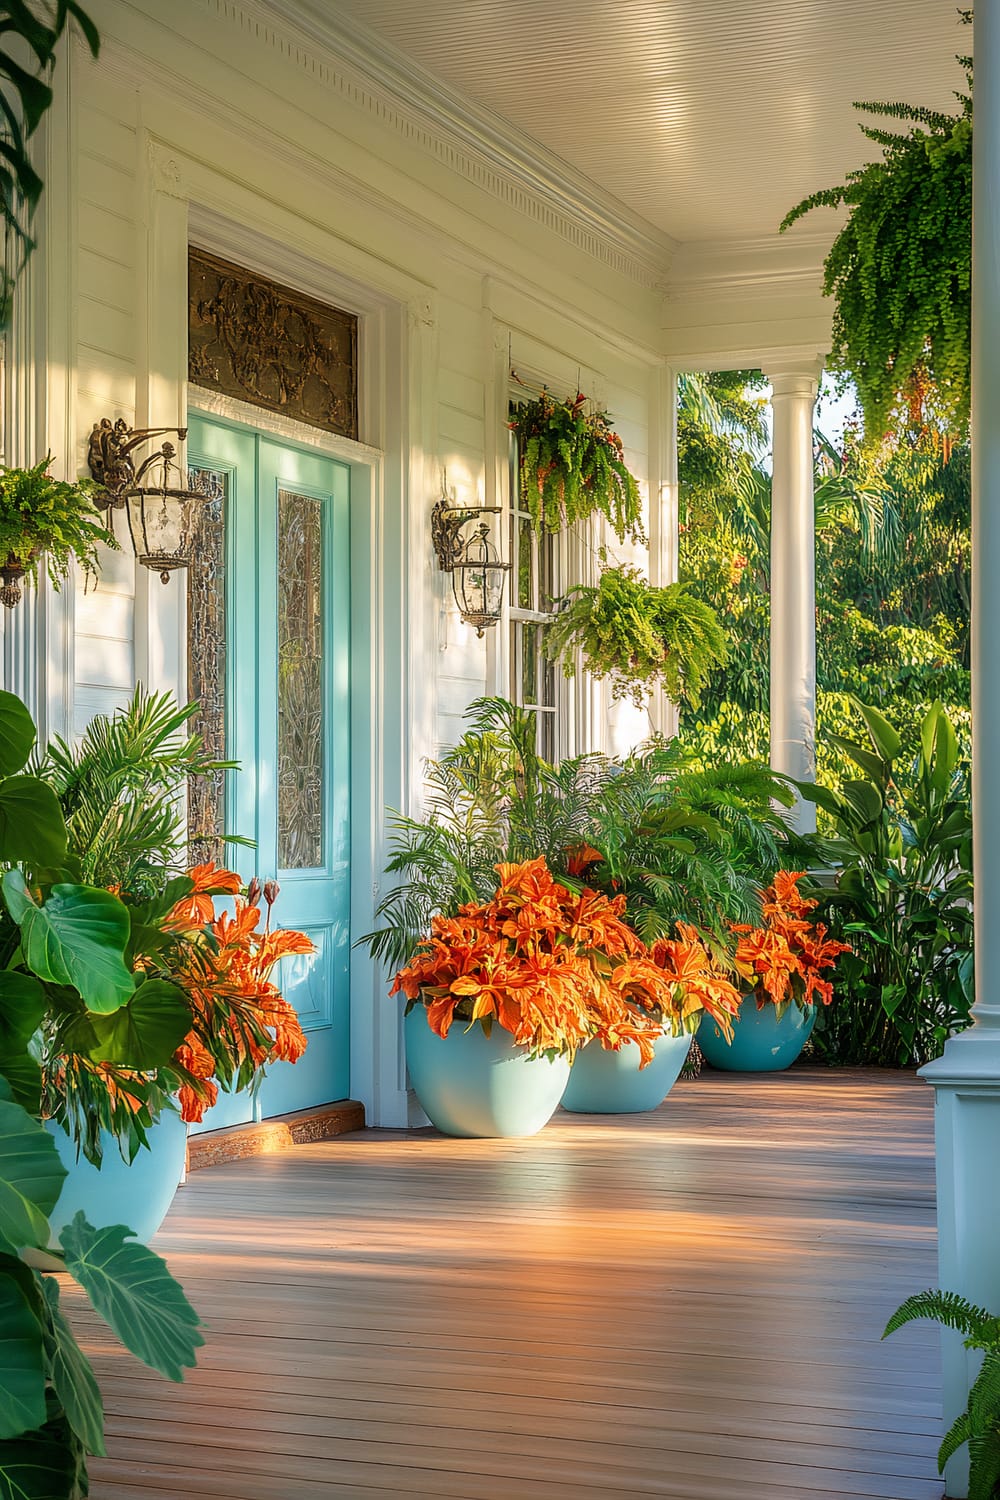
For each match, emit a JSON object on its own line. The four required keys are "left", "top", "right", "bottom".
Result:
{"left": 539, "top": 526, "right": 554, "bottom": 607}
{"left": 516, "top": 514, "right": 533, "bottom": 609}
{"left": 537, "top": 708, "right": 556, "bottom": 763}
{"left": 277, "top": 490, "right": 325, "bottom": 869}
{"left": 521, "top": 622, "right": 538, "bottom": 703}
{"left": 187, "top": 469, "right": 228, "bottom": 862}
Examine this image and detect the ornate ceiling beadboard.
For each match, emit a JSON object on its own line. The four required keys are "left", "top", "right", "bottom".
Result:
{"left": 201, "top": 0, "right": 675, "bottom": 289}
{"left": 322, "top": 0, "right": 964, "bottom": 246}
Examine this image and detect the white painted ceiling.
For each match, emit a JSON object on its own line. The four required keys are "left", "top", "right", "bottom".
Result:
{"left": 326, "top": 0, "right": 967, "bottom": 246}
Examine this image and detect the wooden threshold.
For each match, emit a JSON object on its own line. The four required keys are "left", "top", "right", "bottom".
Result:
{"left": 187, "top": 1099, "right": 365, "bottom": 1171}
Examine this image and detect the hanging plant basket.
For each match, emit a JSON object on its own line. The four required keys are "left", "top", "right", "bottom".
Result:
{"left": 0, "top": 458, "right": 116, "bottom": 609}
{"left": 545, "top": 564, "right": 729, "bottom": 708}
{"left": 510, "top": 391, "right": 643, "bottom": 542}
{"left": 780, "top": 37, "right": 972, "bottom": 440}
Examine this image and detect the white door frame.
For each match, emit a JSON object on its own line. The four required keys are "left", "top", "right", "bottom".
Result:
{"left": 136, "top": 156, "right": 437, "bottom": 1126}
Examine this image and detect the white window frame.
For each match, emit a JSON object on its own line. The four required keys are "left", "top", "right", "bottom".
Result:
{"left": 506, "top": 404, "right": 580, "bottom": 761}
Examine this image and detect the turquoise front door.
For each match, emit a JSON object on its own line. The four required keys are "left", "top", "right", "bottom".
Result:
{"left": 187, "top": 413, "right": 351, "bottom": 1125}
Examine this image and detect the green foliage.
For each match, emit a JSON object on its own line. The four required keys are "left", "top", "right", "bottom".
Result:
{"left": 0, "top": 689, "right": 204, "bottom": 1164}
{"left": 545, "top": 564, "right": 729, "bottom": 709}
{"left": 37, "top": 686, "right": 233, "bottom": 896}
{"left": 360, "top": 695, "right": 795, "bottom": 970}
{"left": 885, "top": 1289, "right": 1000, "bottom": 1497}
{"left": 677, "top": 372, "right": 972, "bottom": 800}
{"left": 0, "top": 458, "right": 115, "bottom": 590}
{"left": 510, "top": 392, "right": 643, "bottom": 542}
{"left": 0, "top": 1096, "right": 202, "bottom": 1499}
{"left": 780, "top": 42, "right": 972, "bottom": 439}
{"left": 799, "top": 699, "right": 973, "bottom": 1067}
{"left": 0, "top": 3, "right": 100, "bottom": 326}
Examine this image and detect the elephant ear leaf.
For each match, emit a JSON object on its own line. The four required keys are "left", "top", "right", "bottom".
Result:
{"left": 40, "top": 1277, "right": 105, "bottom": 1457}
{"left": 0, "top": 972, "right": 46, "bottom": 1113}
{"left": 0, "top": 776, "right": 67, "bottom": 867}
{"left": 0, "top": 1393, "right": 84, "bottom": 1500}
{"left": 0, "top": 690, "right": 36, "bottom": 777}
{"left": 0, "top": 1096, "right": 65, "bottom": 1251}
{"left": 87, "top": 980, "right": 192, "bottom": 1070}
{"left": 0, "top": 1259, "right": 46, "bottom": 1440}
{"left": 60, "top": 1215, "right": 203, "bottom": 1382}
{"left": 2, "top": 871, "right": 134, "bottom": 1013}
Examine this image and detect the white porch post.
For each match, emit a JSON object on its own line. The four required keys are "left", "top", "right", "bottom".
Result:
{"left": 920, "top": 6, "right": 1000, "bottom": 1496}
{"left": 764, "top": 358, "right": 822, "bottom": 833}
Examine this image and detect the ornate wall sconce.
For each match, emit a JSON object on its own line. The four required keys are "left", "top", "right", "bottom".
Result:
{"left": 431, "top": 496, "right": 510, "bottom": 636}
{"left": 87, "top": 418, "right": 222, "bottom": 582}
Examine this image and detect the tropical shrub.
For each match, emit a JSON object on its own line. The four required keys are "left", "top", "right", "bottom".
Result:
{"left": 545, "top": 564, "right": 729, "bottom": 708}
{"left": 884, "top": 1290, "right": 1000, "bottom": 1499}
{"left": 44, "top": 859, "right": 312, "bottom": 1163}
{"left": 732, "top": 871, "right": 851, "bottom": 1017}
{"left": 780, "top": 38, "right": 972, "bottom": 439}
{"left": 0, "top": 686, "right": 203, "bottom": 1497}
{"left": 390, "top": 856, "right": 740, "bottom": 1064}
{"left": 362, "top": 697, "right": 798, "bottom": 970}
{"left": 510, "top": 391, "right": 643, "bottom": 542}
{"left": 0, "top": 458, "right": 114, "bottom": 606}
{"left": 800, "top": 699, "right": 973, "bottom": 1067}
{"left": 3, "top": 688, "right": 311, "bottom": 1163}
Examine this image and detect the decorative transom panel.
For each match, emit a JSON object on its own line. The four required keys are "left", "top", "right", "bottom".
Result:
{"left": 188, "top": 249, "right": 359, "bottom": 439}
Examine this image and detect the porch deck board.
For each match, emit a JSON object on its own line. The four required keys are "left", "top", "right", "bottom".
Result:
{"left": 74, "top": 1069, "right": 943, "bottom": 1499}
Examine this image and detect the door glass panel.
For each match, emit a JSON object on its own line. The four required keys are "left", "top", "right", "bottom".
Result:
{"left": 187, "top": 468, "right": 228, "bottom": 862}
{"left": 277, "top": 489, "right": 325, "bottom": 869}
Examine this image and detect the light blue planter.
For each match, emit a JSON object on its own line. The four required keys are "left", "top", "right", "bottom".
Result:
{"left": 697, "top": 997, "right": 817, "bottom": 1072}
{"left": 44, "top": 1110, "right": 187, "bottom": 1249}
{"left": 404, "top": 1005, "right": 570, "bottom": 1138}
{"left": 561, "top": 1029, "right": 692, "bottom": 1114}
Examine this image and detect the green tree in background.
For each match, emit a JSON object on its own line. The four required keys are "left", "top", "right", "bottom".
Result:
{"left": 676, "top": 372, "right": 971, "bottom": 784}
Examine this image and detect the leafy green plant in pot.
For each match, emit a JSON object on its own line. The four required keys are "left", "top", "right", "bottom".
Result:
{"left": 545, "top": 563, "right": 729, "bottom": 710}
{"left": 26, "top": 687, "right": 313, "bottom": 1188}
{"left": 0, "top": 457, "right": 116, "bottom": 609}
{"left": 798, "top": 698, "right": 973, "bottom": 1067}
{"left": 0, "top": 688, "right": 203, "bottom": 1498}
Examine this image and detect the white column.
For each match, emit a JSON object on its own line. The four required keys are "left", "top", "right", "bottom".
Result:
{"left": 764, "top": 359, "right": 822, "bottom": 833}
{"left": 920, "top": 7, "right": 1000, "bottom": 1496}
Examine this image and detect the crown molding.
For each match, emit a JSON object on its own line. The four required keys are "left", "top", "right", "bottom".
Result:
{"left": 666, "top": 229, "right": 833, "bottom": 301}
{"left": 207, "top": 0, "right": 675, "bottom": 290}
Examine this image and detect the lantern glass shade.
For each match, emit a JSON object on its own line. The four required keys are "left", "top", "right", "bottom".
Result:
{"left": 125, "top": 490, "right": 200, "bottom": 583}
{"left": 452, "top": 524, "right": 508, "bottom": 636}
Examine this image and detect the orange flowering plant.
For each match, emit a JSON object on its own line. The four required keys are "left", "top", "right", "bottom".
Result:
{"left": 44, "top": 860, "right": 312, "bottom": 1164}
{"left": 391, "top": 857, "right": 740, "bottom": 1066}
{"left": 732, "top": 870, "right": 851, "bottom": 1017}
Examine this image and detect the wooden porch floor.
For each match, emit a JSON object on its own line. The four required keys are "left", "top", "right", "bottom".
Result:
{"left": 77, "top": 1069, "right": 943, "bottom": 1500}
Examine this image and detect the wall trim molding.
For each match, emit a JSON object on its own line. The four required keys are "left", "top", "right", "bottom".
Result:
{"left": 667, "top": 230, "right": 831, "bottom": 301}
{"left": 199, "top": 0, "right": 674, "bottom": 290}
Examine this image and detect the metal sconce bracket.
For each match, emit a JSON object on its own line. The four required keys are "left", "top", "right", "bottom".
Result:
{"left": 431, "top": 498, "right": 510, "bottom": 636}
{"left": 87, "top": 418, "right": 222, "bottom": 582}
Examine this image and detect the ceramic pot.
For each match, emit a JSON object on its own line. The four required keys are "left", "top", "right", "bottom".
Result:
{"left": 697, "top": 996, "right": 816, "bottom": 1072}
{"left": 560, "top": 1029, "right": 692, "bottom": 1114}
{"left": 44, "top": 1109, "right": 188, "bottom": 1250}
{"left": 404, "top": 1005, "right": 570, "bottom": 1137}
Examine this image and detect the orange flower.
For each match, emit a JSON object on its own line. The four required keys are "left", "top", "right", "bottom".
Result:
{"left": 732, "top": 871, "right": 851, "bottom": 1012}
{"left": 166, "top": 868, "right": 314, "bottom": 1116}
{"left": 394, "top": 857, "right": 675, "bottom": 1067}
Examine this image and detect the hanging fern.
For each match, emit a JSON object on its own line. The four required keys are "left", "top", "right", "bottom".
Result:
{"left": 510, "top": 391, "right": 644, "bottom": 542}
{"left": 0, "top": 2, "right": 100, "bottom": 326}
{"left": 545, "top": 564, "right": 729, "bottom": 709}
{"left": 780, "top": 37, "right": 971, "bottom": 440}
